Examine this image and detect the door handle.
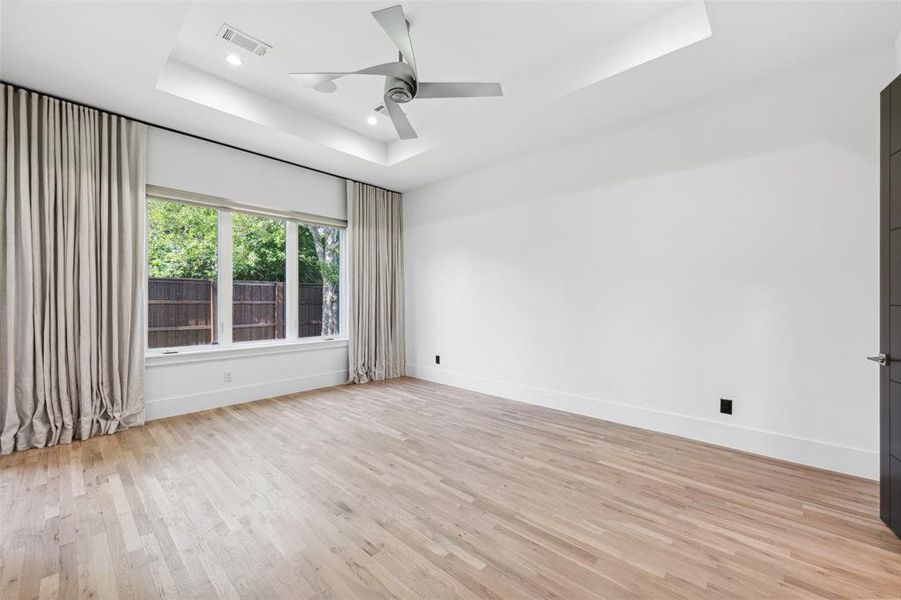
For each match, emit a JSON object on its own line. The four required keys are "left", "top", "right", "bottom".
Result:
{"left": 868, "top": 353, "right": 889, "bottom": 366}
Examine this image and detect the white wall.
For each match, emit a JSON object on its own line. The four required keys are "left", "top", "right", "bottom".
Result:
{"left": 144, "top": 342, "right": 348, "bottom": 420}
{"left": 144, "top": 129, "right": 348, "bottom": 419}
{"left": 895, "top": 8, "right": 901, "bottom": 78}
{"left": 896, "top": 31, "right": 901, "bottom": 77}
{"left": 404, "top": 50, "right": 893, "bottom": 479}
{"left": 147, "top": 128, "right": 346, "bottom": 219}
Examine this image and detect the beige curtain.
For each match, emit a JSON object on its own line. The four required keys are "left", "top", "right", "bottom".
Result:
{"left": 0, "top": 84, "right": 147, "bottom": 454}
{"left": 347, "top": 180, "right": 405, "bottom": 383}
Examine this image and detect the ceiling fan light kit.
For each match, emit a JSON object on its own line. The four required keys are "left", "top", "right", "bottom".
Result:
{"left": 290, "top": 4, "right": 503, "bottom": 140}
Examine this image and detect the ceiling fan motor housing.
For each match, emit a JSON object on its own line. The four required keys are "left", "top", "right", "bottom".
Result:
{"left": 385, "top": 76, "right": 415, "bottom": 104}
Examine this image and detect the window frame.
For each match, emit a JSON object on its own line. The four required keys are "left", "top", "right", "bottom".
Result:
{"left": 145, "top": 185, "right": 348, "bottom": 359}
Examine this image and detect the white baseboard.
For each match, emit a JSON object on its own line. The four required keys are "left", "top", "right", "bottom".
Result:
{"left": 406, "top": 364, "right": 878, "bottom": 480}
{"left": 145, "top": 369, "right": 348, "bottom": 421}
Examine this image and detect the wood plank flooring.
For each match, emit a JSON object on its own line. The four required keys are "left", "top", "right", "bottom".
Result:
{"left": 1, "top": 377, "right": 900, "bottom": 599}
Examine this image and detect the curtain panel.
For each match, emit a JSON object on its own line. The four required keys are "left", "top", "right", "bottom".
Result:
{"left": 0, "top": 84, "right": 147, "bottom": 454}
{"left": 347, "top": 180, "right": 405, "bottom": 383}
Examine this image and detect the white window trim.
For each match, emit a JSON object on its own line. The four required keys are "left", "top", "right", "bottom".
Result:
{"left": 145, "top": 187, "right": 347, "bottom": 359}
{"left": 146, "top": 337, "right": 348, "bottom": 367}
{"left": 147, "top": 185, "right": 347, "bottom": 228}
{"left": 217, "top": 209, "right": 233, "bottom": 347}
{"left": 339, "top": 223, "right": 349, "bottom": 339}
{"left": 285, "top": 222, "right": 299, "bottom": 339}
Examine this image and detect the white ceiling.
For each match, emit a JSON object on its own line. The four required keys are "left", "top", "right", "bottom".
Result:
{"left": 168, "top": 2, "right": 676, "bottom": 144}
{"left": 1, "top": 1, "right": 899, "bottom": 191}
{"left": 158, "top": 1, "right": 710, "bottom": 166}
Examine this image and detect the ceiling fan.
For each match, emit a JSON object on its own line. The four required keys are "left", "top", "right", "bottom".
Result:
{"left": 289, "top": 4, "right": 503, "bottom": 140}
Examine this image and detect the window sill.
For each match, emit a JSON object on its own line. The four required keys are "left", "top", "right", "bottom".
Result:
{"left": 145, "top": 337, "right": 348, "bottom": 367}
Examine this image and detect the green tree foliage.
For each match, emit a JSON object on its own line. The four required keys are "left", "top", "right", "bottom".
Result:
{"left": 232, "top": 212, "right": 286, "bottom": 281}
{"left": 147, "top": 199, "right": 339, "bottom": 286}
{"left": 147, "top": 200, "right": 217, "bottom": 279}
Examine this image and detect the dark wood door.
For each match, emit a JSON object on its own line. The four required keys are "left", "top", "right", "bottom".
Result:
{"left": 880, "top": 77, "right": 901, "bottom": 538}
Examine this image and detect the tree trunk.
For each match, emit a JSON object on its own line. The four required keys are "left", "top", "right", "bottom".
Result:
{"left": 307, "top": 226, "right": 340, "bottom": 336}
{"left": 321, "top": 279, "right": 337, "bottom": 336}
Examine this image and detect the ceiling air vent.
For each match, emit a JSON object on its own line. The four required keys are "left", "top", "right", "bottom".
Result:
{"left": 217, "top": 23, "right": 271, "bottom": 57}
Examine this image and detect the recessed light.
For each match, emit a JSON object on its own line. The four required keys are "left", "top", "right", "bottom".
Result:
{"left": 366, "top": 115, "right": 378, "bottom": 126}
{"left": 225, "top": 54, "right": 244, "bottom": 67}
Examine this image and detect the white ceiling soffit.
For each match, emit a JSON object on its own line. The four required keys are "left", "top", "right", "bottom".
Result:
{"left": 155, "top": 2, "right": 711, "bottom": 167}
{"left": 3, "top": 1, "right": 899, "bottom": 191}
{"left": 157, "top": 59, "right": 389, "bottom": 164}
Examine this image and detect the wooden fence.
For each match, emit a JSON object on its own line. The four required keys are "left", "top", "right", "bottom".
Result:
{"left": 148, "top": 278, "right": 217, "bottom": 348}
{"left": 298, "top": 284, "right": 324, "bottom": 338}
{"left": 148, "top": 278, "right": 325, "bottom": 348}
{"left": 232, "top": 280, "right": 285, "bottom": 343}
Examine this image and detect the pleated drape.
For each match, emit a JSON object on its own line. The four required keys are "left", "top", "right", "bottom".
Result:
{"left": 347, "top": 180, "right": 405, "bottom": 383}
{"left": 0, "top": 84, "right": 147, "bottom": 454}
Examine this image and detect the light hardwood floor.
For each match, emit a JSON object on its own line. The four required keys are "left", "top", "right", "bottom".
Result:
{"left": 1, "top": 378, "right": 900, "bottom": 599}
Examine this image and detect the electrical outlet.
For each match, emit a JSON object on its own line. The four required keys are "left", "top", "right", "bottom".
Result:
{"left": 435, "top": 355, "right": 440, "bottom": 365}
{"left": 720, "top": 398, "right": 733, "bottom": 415}
{"left": 224, "top": 370, "right": 233, "bottom": 384}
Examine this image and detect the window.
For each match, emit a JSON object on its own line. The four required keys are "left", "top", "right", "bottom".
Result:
{"left": 146, "top": 192, "right": 345, "bottom": 354}
{"left": 299, "top": 225, "right": 340, "bottom": 338}
{"left": 147, "top": 199, "right": 218, "bottom": 349}
{"left": 232, "top": 212, "right": 286, "bottom": 342}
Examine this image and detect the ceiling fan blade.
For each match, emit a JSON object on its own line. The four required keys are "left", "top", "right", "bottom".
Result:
{"left": 291, "top": 63, "right": 409, "bottom": 83}
{"left": 289, "top": 72, "right": 347, "bottom": 88}
{"left": 416, "top": 82, "right": 503, "bottom": 99}
{"left": 384, "top": 100, "right": 417, "bottom": 139}
{"left": 371, "top": 5, "right": 416, "bottom": 75}
{"left": 353, "top": 61, "right": 414, "bottom": 80}
{"left": 291, "top": 62, "right": 413, "bottom": 93}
